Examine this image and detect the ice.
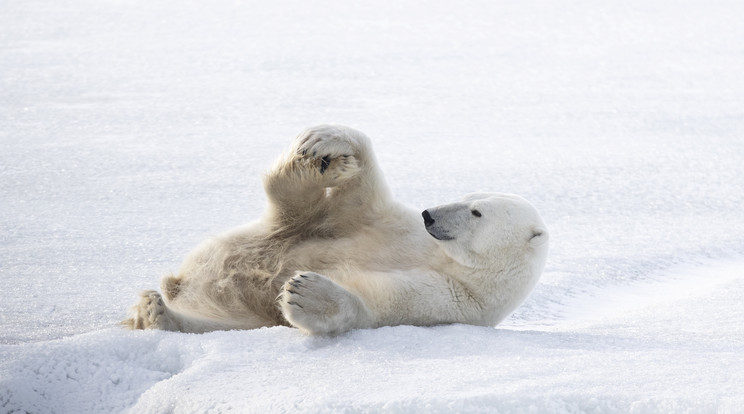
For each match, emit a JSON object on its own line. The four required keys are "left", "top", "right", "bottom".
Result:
{"left": 2, "top": 0, "right": 744, "bottom": 412}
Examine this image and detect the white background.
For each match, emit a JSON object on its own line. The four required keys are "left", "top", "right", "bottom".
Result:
{"left": 1, "top": 0, "right": 743, "bottom": 412}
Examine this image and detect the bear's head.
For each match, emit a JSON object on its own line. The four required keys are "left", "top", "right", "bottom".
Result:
{"left": 421, "top": 193, "right": 548, "bottom": 270}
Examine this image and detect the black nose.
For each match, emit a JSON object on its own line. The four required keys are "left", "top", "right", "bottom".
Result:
{"left": 422, "top": 210, "right": 435, "bottom": 227}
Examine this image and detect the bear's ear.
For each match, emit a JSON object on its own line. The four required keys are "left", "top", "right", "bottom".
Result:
{"left": 529, "top": 227, "right": 548, "bottom": 247}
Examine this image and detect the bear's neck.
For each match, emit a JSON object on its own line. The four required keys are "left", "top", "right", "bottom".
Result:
{"left": 439, "top": 250, "right": 537, "bottom": 326}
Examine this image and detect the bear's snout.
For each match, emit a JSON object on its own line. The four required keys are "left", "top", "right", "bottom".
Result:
{"left": 422, "top": 208, "right": 455, "bottom": 241}
{"left": 422, "top": 210, "right": 435, "bottom": 227}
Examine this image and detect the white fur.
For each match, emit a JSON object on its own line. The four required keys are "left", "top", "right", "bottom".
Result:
{"left": 125, "top": 125, "right": 549, "bottom": 335}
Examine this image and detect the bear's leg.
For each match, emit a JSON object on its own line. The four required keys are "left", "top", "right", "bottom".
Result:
{"left": 294, "top": 126, "right": 394, "bottom": 220}
{"left": 293, "top": 125, "right": 390, "bottom": 198}
{"left": 123, "top": 290, "right": 180, "bottom": 331}
{"left": 278, "top": 271, "right": 374, "bottom": 335}
{"left": 263, "top": 125, "right": 392, "bottom": 228}
{"left": 263, "top": 148, "right": 361, "bottom": 221}
{"left": 123, "top": 290, "right": 245, "bottom": 333}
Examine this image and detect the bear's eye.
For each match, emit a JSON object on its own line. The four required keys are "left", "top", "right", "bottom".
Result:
{"left": 471, "top": 209, "right": 482, "bottom": 217}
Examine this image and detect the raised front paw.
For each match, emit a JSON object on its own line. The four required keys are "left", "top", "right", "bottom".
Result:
{"left": 124, "top": 290, "right": 178, "bottom": 331}
{"left": 279, "top": 271, "right": 371, "bottom": 335}
{"left": 293, "top": 125, "right": 368, "bottom": 183}
{"left": 295, "top": 125, "right": 363, "bottom": 159}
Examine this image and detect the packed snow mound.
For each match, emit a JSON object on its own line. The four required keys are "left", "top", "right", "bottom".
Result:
{"left": 2, "top": 263, "right": 743, "bottom": 413}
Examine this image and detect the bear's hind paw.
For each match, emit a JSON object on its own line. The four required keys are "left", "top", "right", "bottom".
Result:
{"left": 124, "top": 290, "right": 179, "bottom": 331}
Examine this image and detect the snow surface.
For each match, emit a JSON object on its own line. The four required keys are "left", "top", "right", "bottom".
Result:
{"left": 1, "top": 0, "right": 744, "bottom": 412}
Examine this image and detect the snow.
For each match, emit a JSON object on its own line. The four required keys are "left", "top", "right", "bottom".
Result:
{"left": 3, "top": 266, "right": 744, "bottom": 413}
{"left": 1, "top": 0, "right": 743, "bottom": 412}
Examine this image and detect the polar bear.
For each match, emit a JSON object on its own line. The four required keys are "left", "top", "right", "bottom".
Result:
{"left": 124, "top": 125, "right": 548, "bottom": 335}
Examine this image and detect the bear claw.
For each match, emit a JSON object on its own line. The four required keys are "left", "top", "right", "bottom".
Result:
{"left": 319, "top": 156, "right": 331, "bottom": 174}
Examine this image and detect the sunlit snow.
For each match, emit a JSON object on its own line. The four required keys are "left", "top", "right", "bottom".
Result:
{"left": 1, "top": 0, "right": 743, "bottom": 412}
